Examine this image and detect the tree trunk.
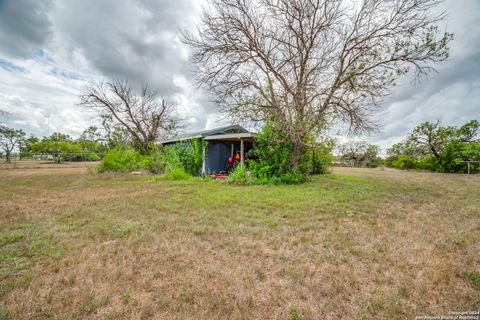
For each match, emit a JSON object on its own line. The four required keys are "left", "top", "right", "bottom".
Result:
{"left": 290, "top": 142, "right": 304, "bottom": 170}
{"left": 139, "top": 141, "right": 151, "bottom": 155}
{"left": 5, "top": 152, "right": 11, "bottom": 163}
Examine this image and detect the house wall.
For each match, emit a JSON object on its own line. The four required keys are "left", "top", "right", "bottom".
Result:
{"left": 203, "top": 140, "right": 253, "bottom": 173}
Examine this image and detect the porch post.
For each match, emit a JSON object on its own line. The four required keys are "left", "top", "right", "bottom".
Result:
{"left": 240, "top": 139, "right": 244, "bottom": 167}
{"left": 201, "top": 141, "right": 206, "bottom": 174}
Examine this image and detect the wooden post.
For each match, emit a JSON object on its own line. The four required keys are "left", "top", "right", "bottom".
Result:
{"left": 201, "top": 142, "right": 206, "bottom": 174}
{"left": 240, "top": 139, "right": 244, "bottom": 167}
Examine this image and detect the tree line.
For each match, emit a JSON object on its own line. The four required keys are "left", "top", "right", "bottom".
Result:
{"left": 386, "top": 120, "right": 480, "bottom": 173}
{"left": 0, "top": 126, "right": 112, "bottom": 163}
{"left": 335, "top": 119, "right": 480, "bottom": 174}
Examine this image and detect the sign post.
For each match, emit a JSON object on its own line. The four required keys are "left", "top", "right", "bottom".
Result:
{"left": 463, "top": 160, "right": 479, "bottom": 177}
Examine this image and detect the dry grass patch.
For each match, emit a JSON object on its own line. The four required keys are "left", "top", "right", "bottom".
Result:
{"left": 0, "top": 166, "right": 478, "bottom": 319}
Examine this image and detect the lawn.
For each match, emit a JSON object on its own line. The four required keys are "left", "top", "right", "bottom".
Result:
{"left": 0, "top": 165, "right": 479, "bottom": 319}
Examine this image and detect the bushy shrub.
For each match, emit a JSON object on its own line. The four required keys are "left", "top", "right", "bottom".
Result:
{"left": 162, "top": 139, "right": 206, "bottom": 175}
{"left": 227, "top": 165, "right": 249, "bottom": 184}
{"left": 163, "top": 167, "right": 190, "bottom": 180}
{"left": 390, "top": 154, "right": 416, "bottom": 170}
{"left": 235, "top": 122, "right": 334, "bottom": 184}
{"left": 438, "top": 141, "right": 480, "bottom": 173}
{"left": 146, "top": 145, "right": 166, "bottom": 174}
{"left": 96, "top": 140, "right": 206, "bottom": 176}
{"left": 251, "top": 169, "right": 306, "bottom": 185}
{"left": 86, "top": 152, "right": 101, "bottom": 161}
{"left": 247, "top": 122, "right": 299, "bottom": 182}
{"left": 97, "top": 146, "right": 150, "bottom": 173}
{"left": 244, "top": 122, "right": 333, "bottom": 184}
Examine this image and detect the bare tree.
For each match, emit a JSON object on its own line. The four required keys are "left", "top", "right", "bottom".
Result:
{"left": 0, "top": 126, "right": 25, "bottom": 163}
{"left": 337, "top": 140, "right": 380, "bottom": 167}
{"left": 80, "top": 80, "right": 181, "bottom": 154}
{"left": 183, "top": 0, "right": 452, "bottom": 168}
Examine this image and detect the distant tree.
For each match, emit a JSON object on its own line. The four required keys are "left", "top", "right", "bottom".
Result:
{"left": 408, "top": 121, "right": 456, "bottom": 159}
{"left": 387, "top": 120, "right": 480, "bottom": 172}
{"left": 32, "top": 139, "right": 81, "bottom": 163}
{"left": 80, "top": 126, "right": 103, "bottom": 142}
{"left": 106, "top": 127, "right": 133, "bottom": 149}
{"left": 457, "top": 119, "right": 479, "bottom": 142}
{"left": 0, "top": 126, "right": 26, "bottom": 163}
{"left": 20, "top": 135, "right": 40, "bottom": 157}
{"left": 338, "top": 141, "right": 381, "bottom": 167}
{"left": 183, "top": 0, "right": 453, "bottom": 169}
{"left": 47, "top": 132, "right": 72, "bottom": 142}
{"left": 80, "top": 79, "right": 182, "bottom": 155}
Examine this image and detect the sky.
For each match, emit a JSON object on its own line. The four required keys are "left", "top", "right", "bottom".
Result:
{"left": 0, "top": 0, "right": 479, "bottom": 153}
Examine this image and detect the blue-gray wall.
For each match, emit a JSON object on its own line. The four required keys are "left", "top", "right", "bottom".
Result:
{"left": 204, "top": 141, "right": 253, "bottom": 173}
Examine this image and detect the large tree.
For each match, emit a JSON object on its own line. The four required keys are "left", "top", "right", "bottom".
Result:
{"left": 0, "top": 126, "right": 25, "bottom": 163}
{"left": 80, "top": 80, "right": 181, "bottom": 154}
{"left": 409, "top": 120, "right": 454, "bottom": 158}
{"left": 183, "top": 0, "right": 452, "bottom": 168}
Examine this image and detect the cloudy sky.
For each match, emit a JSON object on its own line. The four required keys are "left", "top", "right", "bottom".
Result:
{"left": 0, "top": 0, "right": 479, "bottom": 152}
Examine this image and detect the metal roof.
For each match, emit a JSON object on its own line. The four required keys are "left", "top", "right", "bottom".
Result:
{"left": 161, "top": 124, "right": 251, "bottom": 144}
{"left": 203, "top": 132, "right": 256, "bottom": 141}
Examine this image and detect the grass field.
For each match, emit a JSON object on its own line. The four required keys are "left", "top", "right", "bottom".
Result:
{"left": 0, "top": 164, "right": 479, "bottom": 319}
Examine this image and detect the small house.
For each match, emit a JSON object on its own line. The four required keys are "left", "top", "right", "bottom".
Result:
{"left": 161, "top": 125, "right": 256, "bottom": 174}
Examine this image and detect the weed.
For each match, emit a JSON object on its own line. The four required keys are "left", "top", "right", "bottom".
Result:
{"left": 121, "top": 291, "right": 131, "bottom": 304}
{"left": 452, "top": 237, "right": 469, "bottom": 247}
{"left": 290, "top": 307, "right": 303, "bottom": 320}
{"left": 256, "top": 269, "right": 266, "bottom": 281}
{"left": 465, "top": 271, "right": 480, "bottom": 288}
{"left": 0, "top": 307, "right": 8, "bottom": 320}
{"left": 345, "top": 210, "right": 355, "bottom": 218}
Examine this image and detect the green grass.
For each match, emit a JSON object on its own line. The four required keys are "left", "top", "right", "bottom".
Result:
{"left": 0, "top": 166, "right": 479, "bottom": 319}
{"left": 465, "top": 271, "right": 480, "bottom": 288}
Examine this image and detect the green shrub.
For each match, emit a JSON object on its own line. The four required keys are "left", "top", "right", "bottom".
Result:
{"left": 246, "top": 122, "right": 334, "bottom": 184}
{"left": 163, "top": 167, "right": 190, "bottom": 180}
{"left": 227, "top": 165, "right": 249, "bottom": 184}
{"left": 86, "top": 152, "right": 101, "bottom": 161}
{"left": 248, "top": 122, "right": 293, "bottom": 180}
{"left": 97, "top": 146, "right": 149, "bottom": 173}
{"left": 273, "top": 169, "right": 307, "bottom": 184}
{"left": 146, "top": 145, "right": 166, "bottom": 174}
{"left": 162, "top": 139, "right": 207, "bottom": 175}
{"left": 390, "top": 154, "right": 416, "bottom": 170}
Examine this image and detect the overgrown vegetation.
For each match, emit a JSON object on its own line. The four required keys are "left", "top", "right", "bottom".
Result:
{"left": 97, "top": 146, "right": 150, "bottom": 173}
{"left": 161, "top": 139, "right": 207, "bottom": 175}
{"left": 229, "top": 122, "right": 334, "bottom": 185}
{"left": 386, "top": 120, "right": 480, "bottom": 173}
{"left": 97, "top": 139, "right": 206, "bottom": 179}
